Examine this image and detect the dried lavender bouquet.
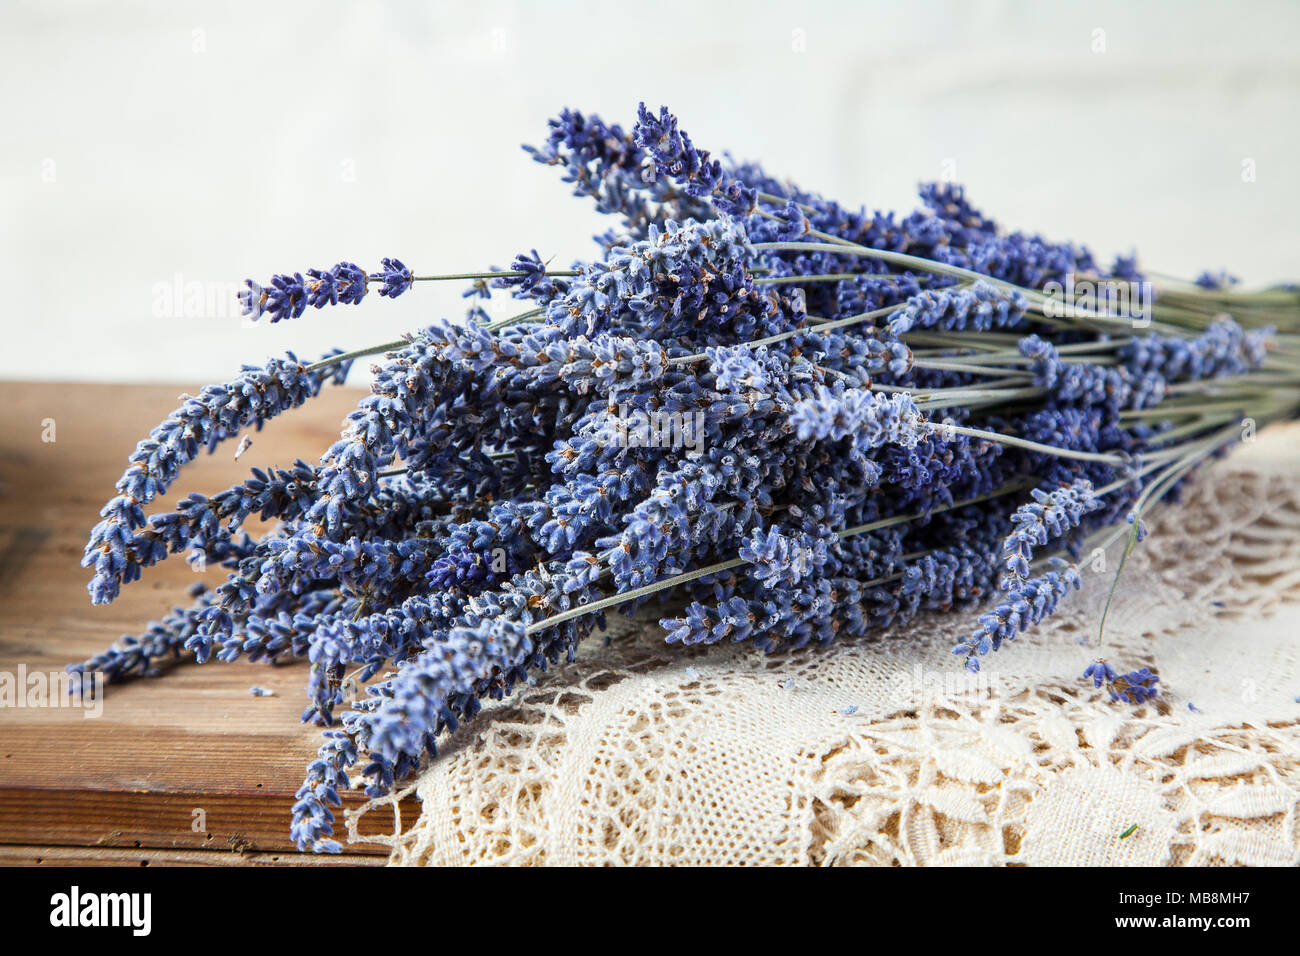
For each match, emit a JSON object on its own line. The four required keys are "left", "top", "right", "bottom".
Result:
{"left": 72, "top": 104, "right": 1300, "bottom": 852}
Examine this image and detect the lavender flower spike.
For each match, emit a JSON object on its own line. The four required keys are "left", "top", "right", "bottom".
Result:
{"left": 239, "top": 259, "right": 408, "bottom": 321}
{"left": 790, "top": 387, "right": 925, "bottom": 450}
{"left": 633, "top": 103, "right": 757, "bottom": 216}
{"left": 82, "top": 350, "right": 352, "bottom": 603}
{"left": 952, "top": 559, "right": 1083, "bottom": 672}
{"left": 999, "top": 479, "right": 1102, "bottom": 587}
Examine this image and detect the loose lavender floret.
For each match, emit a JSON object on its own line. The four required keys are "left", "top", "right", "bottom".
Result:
{"left": 1083, "top": 660, "right": 1160, "bottom": 704}
{"left": 1082, "top": 659, "right": 1118, "bottom": 688}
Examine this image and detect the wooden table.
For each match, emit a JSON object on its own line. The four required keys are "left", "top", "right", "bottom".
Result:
{"left": 0, "top": 381, "right": 409, "bottom": 865}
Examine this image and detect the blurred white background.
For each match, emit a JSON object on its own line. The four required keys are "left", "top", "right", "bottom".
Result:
{"left": 2, "top": 0, "right": 1297, "bottom": 384}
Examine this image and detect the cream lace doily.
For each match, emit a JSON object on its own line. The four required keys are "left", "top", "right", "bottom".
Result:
{"left": 351, "top": 426, "right": 1300, "bottom": 866}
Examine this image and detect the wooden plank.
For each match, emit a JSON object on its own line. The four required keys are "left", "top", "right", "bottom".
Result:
{"left": 0, "top": 381, "right": 415, "bottom": 862}
{"left": 0, "top": 843, "right": 386, "bottom": 867}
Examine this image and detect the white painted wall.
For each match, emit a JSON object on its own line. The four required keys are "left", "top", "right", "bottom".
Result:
{"left": 2, "top": 0, "right": 1297, "bottom": 384}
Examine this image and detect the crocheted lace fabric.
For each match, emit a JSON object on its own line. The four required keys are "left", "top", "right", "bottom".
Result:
{"left": 351, "top": 425, "right": 1300, "bottom": 866}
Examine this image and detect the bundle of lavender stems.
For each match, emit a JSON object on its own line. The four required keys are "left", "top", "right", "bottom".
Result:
{"left": 73, "top": 104, "right": 1300, "bottom": 852}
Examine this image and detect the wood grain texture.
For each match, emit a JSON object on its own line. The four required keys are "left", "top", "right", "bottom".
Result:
{"left": 0, "top": 381, "right": 414, "bottom": 864}
{"left": 0, "top": 844, "right": 386, "bottom": 867}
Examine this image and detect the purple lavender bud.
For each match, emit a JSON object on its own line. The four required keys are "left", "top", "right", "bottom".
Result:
{"left": 238, "top": 279, "right": 267, "bottom": 320}
{"left": 264, "top": 272, "right": 309, "bottom": 322}
{"left": 305, "top": 267, "right": 341, "bottom": 308}
{"left": 1110, "top": 667, "right": 1160, "bottom": 704}
{"left": 333, "top": 262, "right": 368, "bottom": 305}
{"left": 1082, "top": 659, "right": 1118, "bottom": 689}
{"left": 374, "top": 257, "right": 413, "bottom": 298}
{"left": 1194, "top": 270, "right": 1239, "bottom": 290}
